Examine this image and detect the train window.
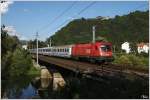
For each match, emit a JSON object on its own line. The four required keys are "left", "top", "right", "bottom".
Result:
{"left": 67, "top": 48, "right": 69, "bottom": 52}
{"left": 100, "top": 45, "right": 111, "bottom": 52}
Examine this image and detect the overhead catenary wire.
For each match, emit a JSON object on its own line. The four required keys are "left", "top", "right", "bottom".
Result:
{"left": 47, "top": 1, "right": 97, "bottom": 36}
{"left": 36, "top": 2, "right": 147, "bottom": 41}
{"left": 116, "top": 3, "right": 148, "bottom": 17}
{"left": 131, "top": 3, "right": 148, "bottom": 12}
{"left": 38, "top": 1, "right": 77, "bottom": 33}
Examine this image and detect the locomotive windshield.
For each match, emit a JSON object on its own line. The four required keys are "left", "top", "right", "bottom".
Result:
{"left": 100, "top": 45, "right": 111, "bottom": 52}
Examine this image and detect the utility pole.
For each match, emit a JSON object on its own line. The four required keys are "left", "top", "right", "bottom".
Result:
{"left": 114, "top": 45, "right": 115, "bottom": 53}
{"left": 50, "top": 37, "right": 52, "bottom": 47}
{"left": 36, "top": 32, "right": 39, "bottom": 65}
{"left": 92, "top": 26, "right": 96, "bottom": 43}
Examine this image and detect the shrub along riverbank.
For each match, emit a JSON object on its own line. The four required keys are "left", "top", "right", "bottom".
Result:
{"left": 1, "top": 25, "right": 40, "bottom": 80}
{"left": 1, "top": 25, "right": 40, "bottom": 98}
{"left": 113, "top": 53, "right": 149, "bottom": 71}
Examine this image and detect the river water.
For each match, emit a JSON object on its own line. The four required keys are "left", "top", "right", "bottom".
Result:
{"left": 1, "top": 73, "right": 149, "bottom": 99}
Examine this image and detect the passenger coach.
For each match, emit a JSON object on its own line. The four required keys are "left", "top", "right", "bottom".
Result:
{"left": 29, "top": 41, "right": 114, "bottom": 63}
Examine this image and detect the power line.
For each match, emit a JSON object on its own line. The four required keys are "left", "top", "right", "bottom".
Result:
{"left": 132, "top": 4, "right": 148, "bottom": 11}
{"left": 47, "top": 1, "right": 97, "bottom": 36}
{"left": 77, "top": 1, "right": 96, "bottom": 16}
{"left": 119, "top": 3, "right": 148, "bottom": 16}
{"left": 38, "top": 1, "right": 77, "bottom": 32}
{"left": 36, "top": 32, "right": 39, "bottom": 65}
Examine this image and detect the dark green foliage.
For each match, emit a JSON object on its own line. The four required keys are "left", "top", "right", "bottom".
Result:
{"left": 47, "top": 10, "right": 149, "bottom": 52}
{"left": 1, "top": 26, "right": 20, "bottom": 58}
{"left": 9, "top": 48, "right": 33, "bottom": 77}
{"left": 1, "top": 25, "right": 33, "bottom": 79}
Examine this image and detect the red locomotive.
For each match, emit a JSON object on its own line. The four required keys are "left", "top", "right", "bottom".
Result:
{"left": 30, "top": 41, "right": 114, "bottom": 63}
{"left": 72, "top": 42, "right": 113, "bottom": 63}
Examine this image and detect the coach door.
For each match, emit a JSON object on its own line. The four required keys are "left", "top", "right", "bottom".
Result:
{"left": 68, "top": 48, "right": 72, "bottom": 57}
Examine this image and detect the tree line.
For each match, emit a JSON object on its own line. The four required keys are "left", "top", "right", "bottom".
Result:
{"left": 45, "top": 10, "right": 148, "bottom": 52}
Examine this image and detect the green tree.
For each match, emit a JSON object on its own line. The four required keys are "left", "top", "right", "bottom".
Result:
{"left": 9, "top": 49, "right": 33, "bottom": 77}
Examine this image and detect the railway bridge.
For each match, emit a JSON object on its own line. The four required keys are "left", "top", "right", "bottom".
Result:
{"left": 31, "top": 54, "right": 148, "bottom": 78}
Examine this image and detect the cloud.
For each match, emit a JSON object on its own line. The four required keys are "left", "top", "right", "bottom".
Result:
{"left": 3, "top": 26, "right": 18, "bottom": 36}
{"left": 3, "top": 26, "right": 29, "bottom": 40}
{"left": 0, "top": 0, "right": 13, "bottom": 14}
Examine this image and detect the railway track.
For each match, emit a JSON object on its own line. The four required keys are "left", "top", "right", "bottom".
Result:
{"left": 32, "top": 54, "right": 149, "bottom": 78}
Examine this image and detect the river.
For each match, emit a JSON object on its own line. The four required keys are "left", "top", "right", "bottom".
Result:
{"left": 1, "top": 72, "right": 149, "bottom": 99}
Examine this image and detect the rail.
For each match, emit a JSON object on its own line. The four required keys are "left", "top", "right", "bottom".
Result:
{"left": 31, "top": 54, "right": 149, "bottom": 78}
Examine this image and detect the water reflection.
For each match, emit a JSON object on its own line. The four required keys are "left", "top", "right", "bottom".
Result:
{"left": 34, "top": 75, "right": 149, "bottom": 99}
{"left": 1, "top": 73, "right": 149, "bottom": 99}
{"left": 1, "top": 75, "right": 38, "bottom": 99}
{"left": 19, "top": 84, "right": 37, "bottom": 99}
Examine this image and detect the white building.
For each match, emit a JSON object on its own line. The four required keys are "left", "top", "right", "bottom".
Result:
{"left": 96, "top": 16, "right": 110, "bottom": 20}
{"left": 121, "top": 42, "right": 130, "bottom": 53}
{"left": 22, "top": 45, "right": 27, "bottom": 50}
{"left": 137, "top": 43, "right": 149, "bottom": 53}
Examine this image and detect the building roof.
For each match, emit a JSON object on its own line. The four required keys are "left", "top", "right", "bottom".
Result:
{"left": 137, "top": 42, "right": 149, "bottom": 47}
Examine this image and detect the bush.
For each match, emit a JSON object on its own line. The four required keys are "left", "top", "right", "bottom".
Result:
{"left": 113, "top": 54, "right": 149, "bottom": 70}
{"left": 127, "top": 55, "right": 142, "bottom": 66}
{"left": 9, "top": 48, "right": 33, "bottom": 77}
{"left": 114, "top": 55, "right": 132, "bottom": 65}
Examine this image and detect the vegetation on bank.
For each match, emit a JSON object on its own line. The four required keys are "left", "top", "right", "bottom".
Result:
{"left": 27, "top": 66, "right": 41, "bottom": 75}
{"left": 1, "top": 25, "right": 40, "bottom": 80}
{"left": 113, "top": 53, "right": 149, "bottom": 71}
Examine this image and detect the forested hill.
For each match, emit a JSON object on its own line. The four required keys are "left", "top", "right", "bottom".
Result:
{"left": 47, "top": 10, "right": 149, "bottom": 49}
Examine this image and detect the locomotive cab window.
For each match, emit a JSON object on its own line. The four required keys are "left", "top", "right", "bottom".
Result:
{"left": 100, "top": 45, "right": 111, "bottom": 52}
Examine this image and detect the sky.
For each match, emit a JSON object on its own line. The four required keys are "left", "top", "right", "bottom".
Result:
{"left": 1, "top": 1, "right": 149, "bottom": 41}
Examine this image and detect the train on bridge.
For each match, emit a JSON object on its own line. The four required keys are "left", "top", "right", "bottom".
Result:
{"left": 29, "top": 42, "right": 114, "bottom": 63}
